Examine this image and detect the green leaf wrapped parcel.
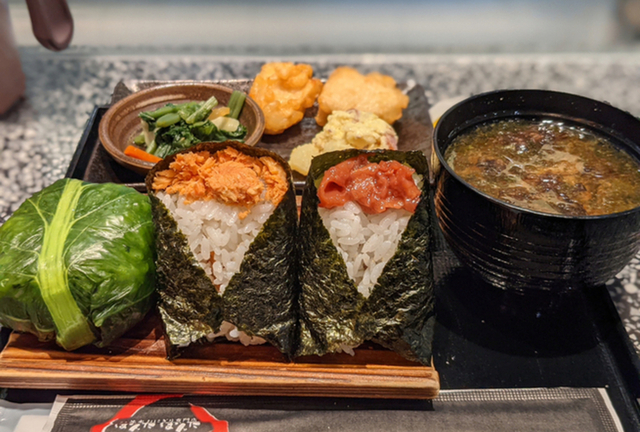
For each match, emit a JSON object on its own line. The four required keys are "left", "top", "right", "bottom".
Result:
{"left": 297, "top": 149, "right": 436, "bottom": 365}
{"left": 0, "top": 179, "right": 156, "bottom": 351}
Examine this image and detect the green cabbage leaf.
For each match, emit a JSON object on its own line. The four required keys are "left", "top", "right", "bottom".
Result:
{"left": 0, "top": 179, "right": 156, "bottom": 350}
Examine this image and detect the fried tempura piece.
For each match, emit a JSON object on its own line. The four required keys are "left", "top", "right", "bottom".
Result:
{"left": 315, "top": 67, "right": 409, "bottom": 126}
{"left": 249, "top": 62, "right": 323, "bottom": 135}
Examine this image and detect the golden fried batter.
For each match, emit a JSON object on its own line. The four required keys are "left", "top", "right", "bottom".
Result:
{"left": 315, "top": 67, "right": 409, "bottom": 126}
{"left": 249, "top": 62, "right": 323, "bottom": 135}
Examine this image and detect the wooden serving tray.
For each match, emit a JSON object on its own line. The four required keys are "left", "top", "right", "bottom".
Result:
{"left": 0, "top": 78, "right": 438, "bottom": 399}
{"left": 0, "top": 312, "right": 439, "bottom": 399}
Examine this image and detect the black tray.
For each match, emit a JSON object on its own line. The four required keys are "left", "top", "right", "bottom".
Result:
{"left": 5, "top": 105, "right": 640, "bottom": 430}
{"left": 65, "top": 105, "right": 147, "bottom": 192}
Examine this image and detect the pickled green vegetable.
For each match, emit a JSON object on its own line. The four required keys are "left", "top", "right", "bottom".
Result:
{"left": 134, "top": 95, "right": 248, "bottom": 158}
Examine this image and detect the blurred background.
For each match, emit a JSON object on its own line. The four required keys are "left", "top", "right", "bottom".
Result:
{"left": 6, "top": 0, "right": 640, "bottom": 54}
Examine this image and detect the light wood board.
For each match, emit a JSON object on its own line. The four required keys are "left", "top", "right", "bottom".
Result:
{"left": 0, "top": 313, "right": 439, "bottom": 399}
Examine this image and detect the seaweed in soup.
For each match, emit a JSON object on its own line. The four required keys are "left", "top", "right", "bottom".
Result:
{"left": 445, "top": 118, "right": 640, "bottom": 216}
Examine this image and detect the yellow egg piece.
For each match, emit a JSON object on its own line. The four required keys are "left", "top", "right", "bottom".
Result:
{"left": 288, "top": 109, "right": 399, "bottom": 175}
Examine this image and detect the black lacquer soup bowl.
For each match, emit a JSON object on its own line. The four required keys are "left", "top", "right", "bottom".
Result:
{"left": 433, "top": 89, "right": 640, "bottom": 292}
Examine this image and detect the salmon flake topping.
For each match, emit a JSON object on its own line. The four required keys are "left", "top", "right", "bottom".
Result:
{"left": 152, "top": 148, "right": 288, "bottom": 218}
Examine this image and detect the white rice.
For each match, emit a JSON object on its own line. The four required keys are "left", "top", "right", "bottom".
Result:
{"left": 319, "top": 201, "right": 412, "bottom": 297}
{"left": 157, "top": 191, "right": 274, "bottom": 345}
{"left": 207, "top": 321, "right": 267, "bottom": 345}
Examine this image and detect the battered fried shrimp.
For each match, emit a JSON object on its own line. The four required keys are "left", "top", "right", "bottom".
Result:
{"left": 315, "top": 67, "right": 409, "bottom": 126}
{"left": 249, "top": 62, "right": 323, "bottom": 135}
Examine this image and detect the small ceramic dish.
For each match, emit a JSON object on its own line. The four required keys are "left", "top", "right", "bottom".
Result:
{"left": 98, "top": 82, "right": 265, "bottom": 175}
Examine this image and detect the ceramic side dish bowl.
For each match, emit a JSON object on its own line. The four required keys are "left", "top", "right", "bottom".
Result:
{"left": 99, "top": 82, "right": 265, "bottom": 175}
{"left": 433, "top": 89, "right": 640, "bottom": 292}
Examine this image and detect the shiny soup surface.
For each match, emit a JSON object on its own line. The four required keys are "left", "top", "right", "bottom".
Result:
{"left": 444, "top": 118, "right": 640, "bottom": 216}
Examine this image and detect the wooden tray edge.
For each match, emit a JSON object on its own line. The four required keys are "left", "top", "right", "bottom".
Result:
{"left": 0, "top": 358, "right": 440, "bottom": 399}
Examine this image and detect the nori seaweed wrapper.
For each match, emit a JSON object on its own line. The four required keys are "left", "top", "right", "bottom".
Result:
{"left": 297, "top": 149, "right": 435, "bottom": 365}
{"left": 145, "top": 141, "right": 299, "bottom": 358}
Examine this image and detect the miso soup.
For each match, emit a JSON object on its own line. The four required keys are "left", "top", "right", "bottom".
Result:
{"left": 445, "top": 118, "right": 640, "bottom": 216}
